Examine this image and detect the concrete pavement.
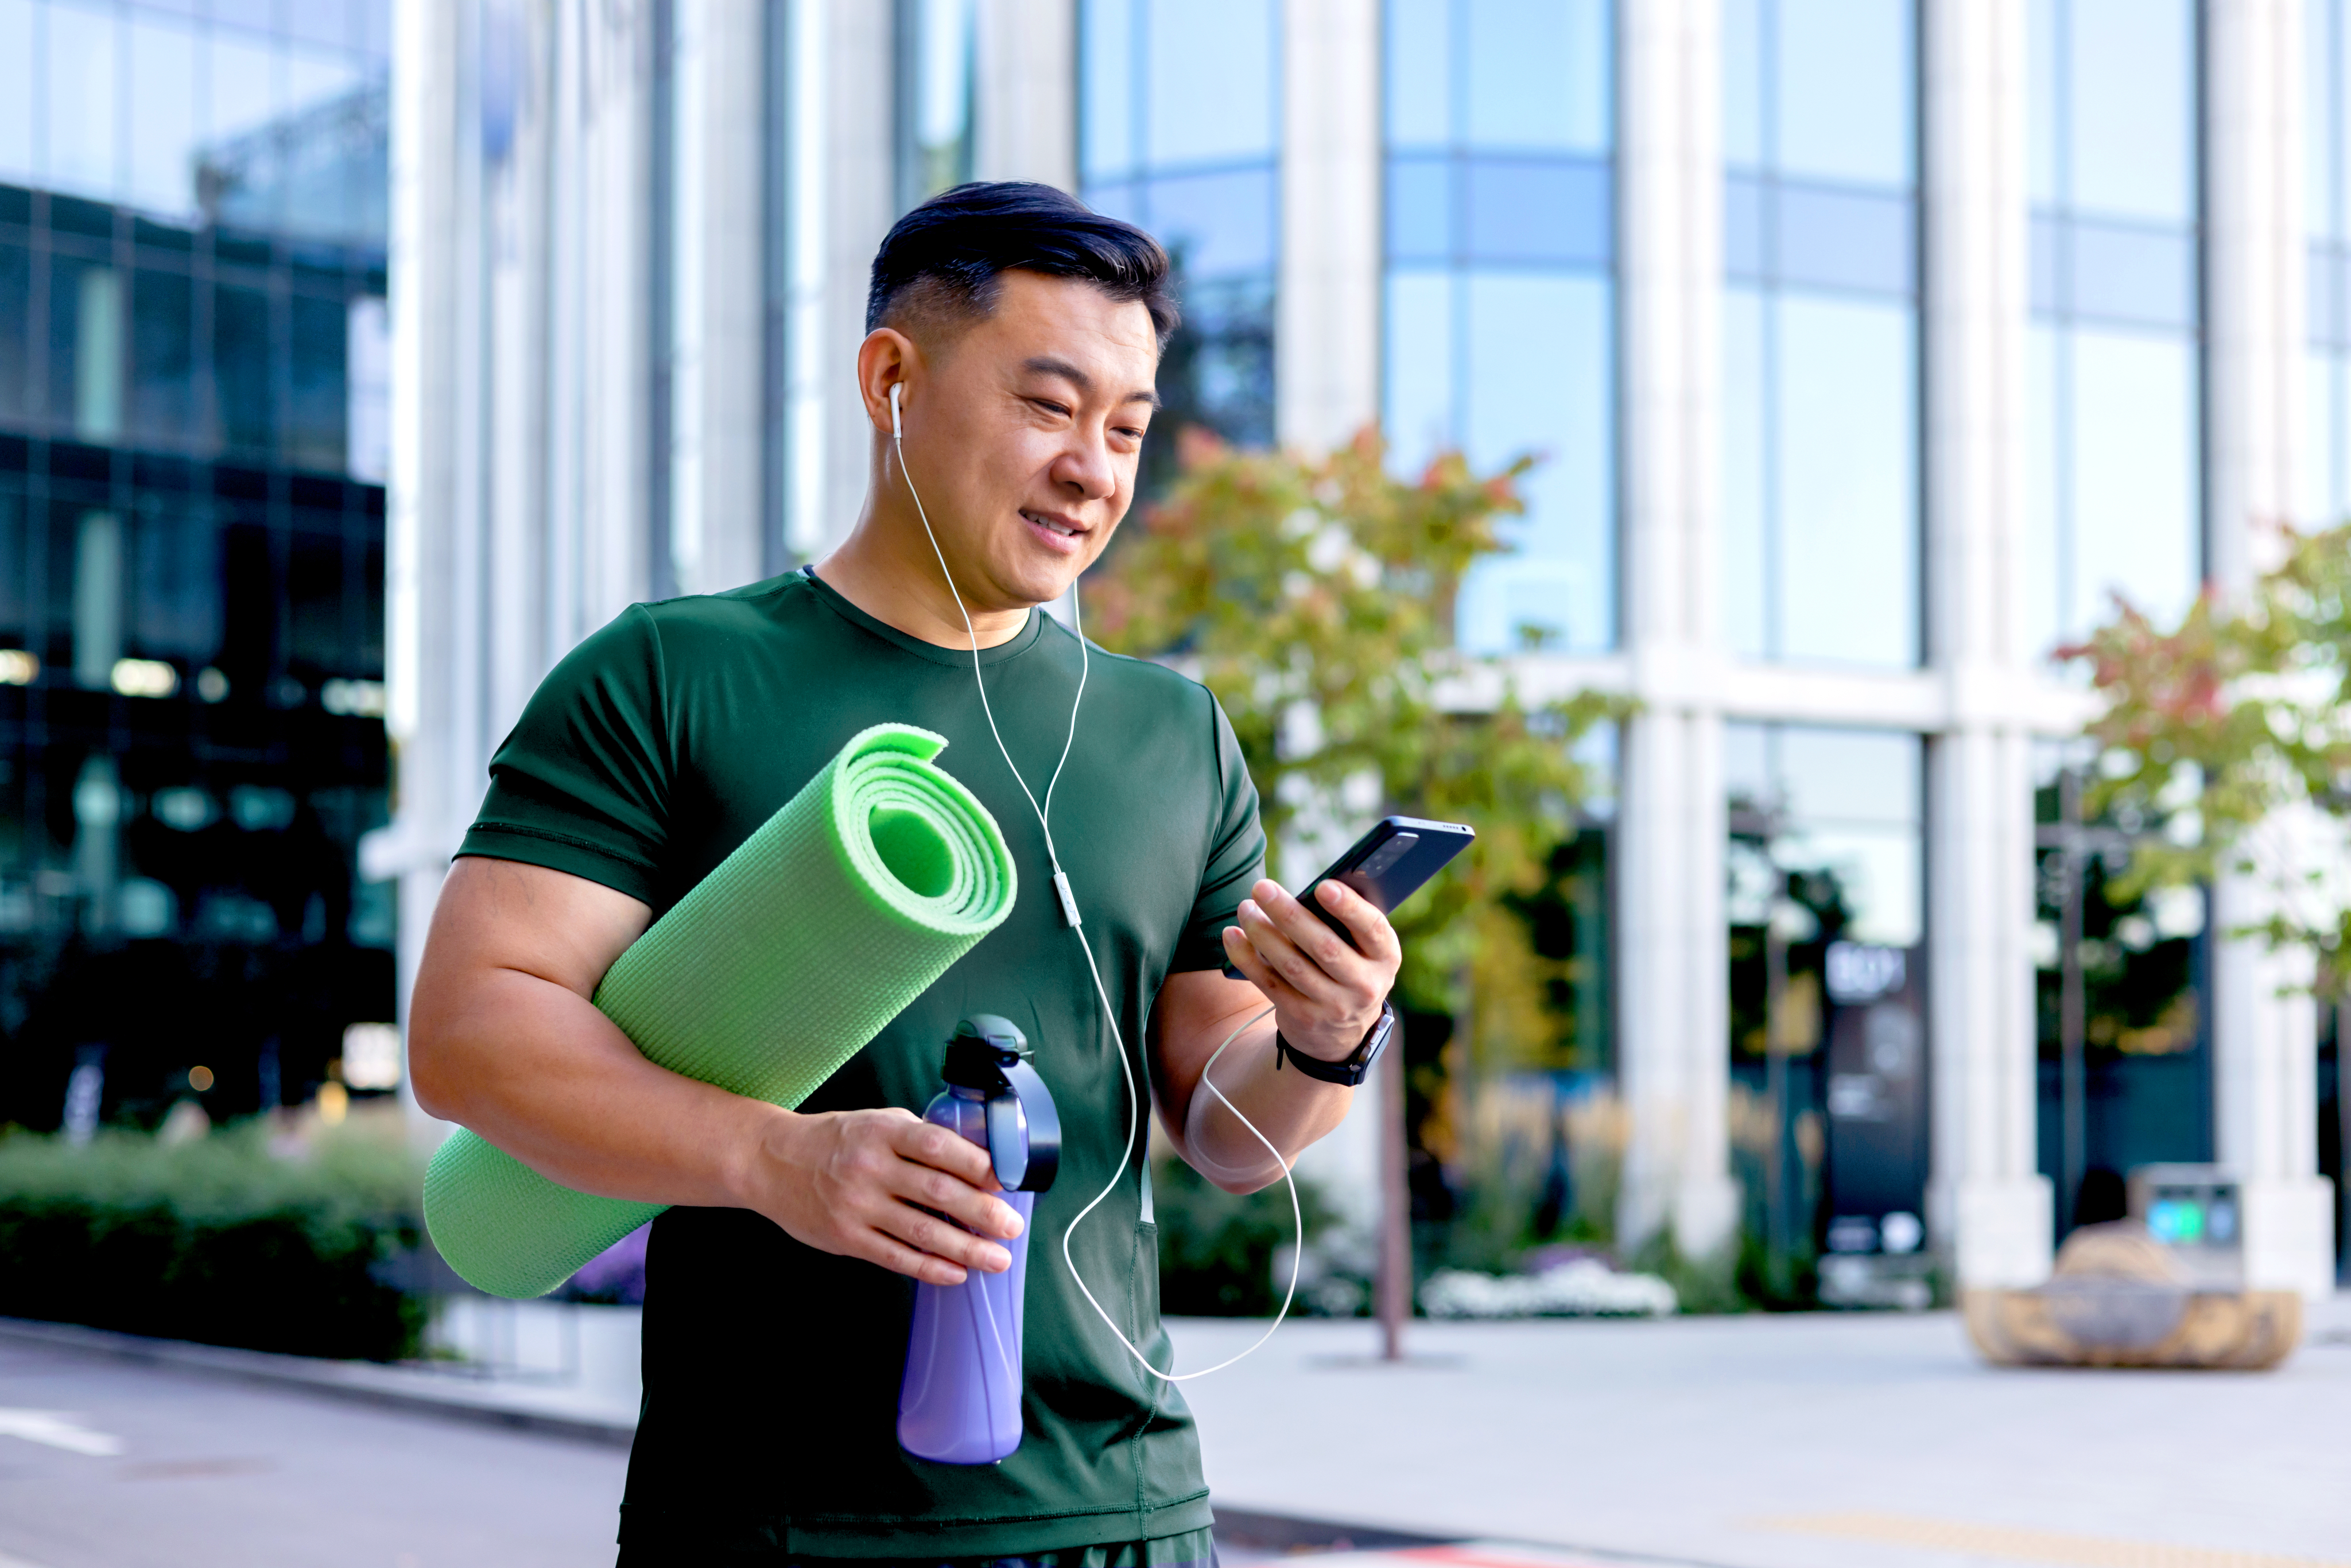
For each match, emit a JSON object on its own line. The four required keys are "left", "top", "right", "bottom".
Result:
{"left": 0, "top": 1306, "right": 641, "bottom": 1447}
{"left": 4, "top": 1296, "right": 2348, "bottom": 1568}
{"left": 1167, "top": 1297, "right": 2351, "bottom": 1568}
{"left": 0, "top": 1332, "right": 627, "bottom": 1568}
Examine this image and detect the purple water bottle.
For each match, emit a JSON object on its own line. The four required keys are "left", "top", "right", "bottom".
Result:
{"left": 897, "top": 1015, "right": 1061, "bottom": 1465}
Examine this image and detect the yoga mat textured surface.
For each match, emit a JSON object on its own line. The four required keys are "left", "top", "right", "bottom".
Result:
{"left": 424, "top": 723, "right": 1018, "bottom": 1299}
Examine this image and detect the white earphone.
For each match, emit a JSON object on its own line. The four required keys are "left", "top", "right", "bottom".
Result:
{"left": 886, "top": 377, "right": 1302, "bottom": 1383}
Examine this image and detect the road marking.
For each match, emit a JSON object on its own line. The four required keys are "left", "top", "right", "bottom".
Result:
{"left": 1396, "top": 1547, "right": 1624, "bottom": 1568}
{"left": 0, "top": 1550, "right": 54, "bottom": 1568}
{"left": 1751, "top": 1512, "right": 2351, "bottom": 1568}
{"left": 1288, "top": 1546, "right": 1671, "bottom": 1568}
{"left": 117, "top": 1456, "right": 273, "bottom": 1481}
{"left": 0, "top": 1409, "right": 125, "bottom": 1457}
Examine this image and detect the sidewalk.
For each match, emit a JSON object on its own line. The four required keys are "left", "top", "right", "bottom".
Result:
{"left": 5, "top": 1297, "right": 2347, "bottom": 1568}
{"left": 1167, "top": 1295, "right": 2351, "bottom": 1568}
{"left": 0, "top": 1302, "right": 641, "bottom": 1447}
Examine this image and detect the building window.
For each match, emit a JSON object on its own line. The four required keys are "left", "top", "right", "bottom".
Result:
{"left": 1382, "top": 0, "right": 1614, "bottom": 657}
{"left": 0, "top": 2, "right": 389, "bottom": 472}
{"left": 1080, "top": 0, "right": 1280, "bottom": 489}
{"left": 1727, "top": 723, "right": 1927, "bottom": 1290}
{"left": 2032, "top": 745, "right": 2212, "bottom": 1237}
{"left": 895, "top": 0, "right": 977, "bottom": 214}
{"left": 2309, "top": 0, "right": 2351, "bottom": 527}
{"left": 1408, "top": 725, "right": 1619, "bottom": 1265}
{"left": 2027, "top": 0, "right": 2202, "bottom": 661}
{"left": 1722, "top": 0, "right": 1920, "bottom": 670}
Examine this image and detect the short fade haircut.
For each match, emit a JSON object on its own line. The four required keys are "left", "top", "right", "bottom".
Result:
{"left": 866, "top": 181, "right": 1178, "bottom": 351}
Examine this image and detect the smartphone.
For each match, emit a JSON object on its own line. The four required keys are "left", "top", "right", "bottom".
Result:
{"left": 1223, "top": 815, "right": 1476, "bottom": 978}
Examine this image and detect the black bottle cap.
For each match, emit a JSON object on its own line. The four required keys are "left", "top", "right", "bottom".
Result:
{"left": 944, "top": 1014, "right": 1028, "bottom": 1093}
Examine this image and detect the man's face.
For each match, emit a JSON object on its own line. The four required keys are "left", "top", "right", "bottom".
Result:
{"left": 896, "top": 271, "right": 1159, "bottom": 610}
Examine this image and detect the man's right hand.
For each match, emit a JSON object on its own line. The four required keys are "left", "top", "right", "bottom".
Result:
{"left": 409, "top": 856, "right": 1018, "bottom": 1287}
{"left": 738, "top": 1105, "right": 1022, "bottom": 1285}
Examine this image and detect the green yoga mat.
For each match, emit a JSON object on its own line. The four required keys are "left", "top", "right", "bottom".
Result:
{"left": 424, "top": 723, "right": 1018, "bottom": 1299}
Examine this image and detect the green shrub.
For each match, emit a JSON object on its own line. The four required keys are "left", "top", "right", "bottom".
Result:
{"left": 0, "top": 1120, "right": 428, "bottom": 1361}
{"left": 1151, "top": 1152, "right": 1340, "bottom": 1317}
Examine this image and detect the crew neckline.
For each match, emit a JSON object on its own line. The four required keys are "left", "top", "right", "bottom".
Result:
{"left": 797, "top": 562, "right": 1050, "bottom": 668}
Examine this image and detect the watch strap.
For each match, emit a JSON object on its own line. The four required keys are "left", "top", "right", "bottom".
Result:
{"left": 1273, "top": 1000, "right": 1397, "bottom": 1086}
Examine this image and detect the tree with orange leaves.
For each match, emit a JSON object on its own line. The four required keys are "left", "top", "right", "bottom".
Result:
{"left": 2065, "top": 523, "right": 2351, "bottom": 993}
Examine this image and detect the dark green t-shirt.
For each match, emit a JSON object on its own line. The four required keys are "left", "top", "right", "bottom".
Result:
{"left": 458, "top": 566, "right": 1265, "bottom": 1560}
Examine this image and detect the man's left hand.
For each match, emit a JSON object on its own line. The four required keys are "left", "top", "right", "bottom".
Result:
{"left": 1220, "top": 877, "right": 1400, "bottom": 1065}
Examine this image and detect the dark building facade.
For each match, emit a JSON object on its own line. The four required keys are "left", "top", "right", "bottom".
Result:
{"left": 0, "top": 0, "right": 393, "bottom": 1132}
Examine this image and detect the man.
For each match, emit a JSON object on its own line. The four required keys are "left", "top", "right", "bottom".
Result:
{"left": 409, "top": 183, "right": 1401, "bottom": 1565}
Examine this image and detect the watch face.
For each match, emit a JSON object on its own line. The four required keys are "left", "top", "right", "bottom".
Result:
{"left": 1353, "top": 1007, "right": 1398, "bottom": 1076}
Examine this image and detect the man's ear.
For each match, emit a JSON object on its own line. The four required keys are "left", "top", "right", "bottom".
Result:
{"left": 857, "top": 328, "right": 920, "bottom": 437}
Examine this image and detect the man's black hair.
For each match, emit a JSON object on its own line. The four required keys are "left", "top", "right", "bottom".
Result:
{"left": 866, "top": 181, "right": 1178, "bottom": 350}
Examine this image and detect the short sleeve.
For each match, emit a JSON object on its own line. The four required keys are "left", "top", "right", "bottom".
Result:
{"left": 1170, "top": 692, "right": 1267, "bottom": 972}
{"left": 457, "top": 604, "right": 673, "bottom": 907}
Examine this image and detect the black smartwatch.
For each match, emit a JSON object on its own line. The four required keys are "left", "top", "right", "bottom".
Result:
{"left": 1273, "top": 1000, "right": 1398, "bottom": 1086}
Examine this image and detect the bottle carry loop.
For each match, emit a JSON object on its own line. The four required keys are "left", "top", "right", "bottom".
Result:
{"left": 944, "top": 1015, "right": 1060, "bottom": 1194}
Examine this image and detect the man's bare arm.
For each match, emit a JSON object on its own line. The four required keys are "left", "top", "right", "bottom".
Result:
{"left": 408, "top": 857, "right": 1023, "bottom": 1284}
{"left": 1146, "top": 879, "right": 1398, "bottom": 1193}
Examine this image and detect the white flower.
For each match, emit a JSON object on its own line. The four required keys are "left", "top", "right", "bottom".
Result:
{"left": 1419, "top": 1260, "right": 1678, "bottom": 1319}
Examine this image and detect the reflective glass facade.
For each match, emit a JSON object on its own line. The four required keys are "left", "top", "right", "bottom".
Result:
{"left": 2032, "top": 744, "right": 2213, "bottom": 1229}
{"left": 2309, "top": 0, "right": 2351, "bottom": 526}
{"left": 1726, "top": 724, "right": 1926, "bottom": 1278}
{"left": 1382, "top": 0, "right": 1615, "bottom": 655}
{"left": 2027, "top": 0, "right": 2203, "bottom": 659}
{"left": 895, "top": 0, "right": 977, "bottom": 214}
{"left": 2312, "top": 0, "right": 2351, "bottom": 1268}
{"left": 1410, "top": 729, "right": 1617, "bottom": 1269}
{"left": 0, "top": 1, "right": 391, "bottom": 1134}
{"left": 1722, "top": 0, "right": 1920, "bottom": 669}
{"left": 1080, "top": 0, "right": 1280, "bottom": 487}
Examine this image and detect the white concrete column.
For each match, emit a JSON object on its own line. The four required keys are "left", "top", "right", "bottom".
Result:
{"left": 1276, "top": 0, "right": 1380, "bottom": 455}
{"left": 1919, "top": 0, "right": 2053, "bottom": 1288}
{"left": 486, "top": 2, "right": 553, "bottom": 747}
{"left": 820, "top": 1, "right": 897, "bottom": 556}
{"left": 2206, "top": 0, "right": 2301, "bottom": 595}
{"left": 778, "top": 0, "right": 831, "bottom": 560}
{"left": 382, "top": 0, "right": 460, "bottom": 1132}
{"left": 1926, "top": 733, "right": 2050, "bottom": 1286}
{"left": 2205, "top": 0, "right": 2336, "bottom": 1298}
{"left": 667, "top": 0, "right": 768, "bottom": 596}
{"left": 1617, "top": 713, "right": 1735, "bottom": 1258}
{"left": 575, "top": 6, "right": 657, "bottom": 630}
{"left": 1616, "top": 0, "right": 1737, "bottom": 1261}
{"left": 975, "top": 0, "right": 1076, "bottom": 189}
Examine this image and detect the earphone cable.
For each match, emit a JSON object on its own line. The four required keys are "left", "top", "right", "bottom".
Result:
{"left": 890, "top": 416, "right": 1303, "bottom": 1381}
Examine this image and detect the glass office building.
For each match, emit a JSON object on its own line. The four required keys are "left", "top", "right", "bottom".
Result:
{"left": 0, "top": 0, "right": 393, "bottom": 1132}
{"left": 390, "top": 1, "right": 2341, "bottom": 1296}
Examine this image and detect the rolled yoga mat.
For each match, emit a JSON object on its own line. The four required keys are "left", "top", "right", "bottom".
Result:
{"left": 424, "top": 723, "right": 1019, "bottom": 1299}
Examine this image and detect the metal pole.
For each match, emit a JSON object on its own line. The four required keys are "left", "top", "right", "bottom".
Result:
{"left": 1375, "top": 1026, "right": 1411, "bottom": 1362}
{"left": 2059, "top": 769, "right": 2088, "bottom": 1236}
